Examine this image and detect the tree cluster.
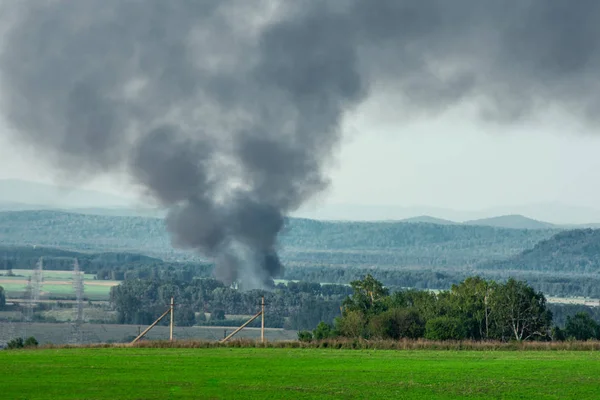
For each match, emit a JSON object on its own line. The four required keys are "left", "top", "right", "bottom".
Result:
{"left": 331, "top": 275, "right": 556, "bottom": 342}
{"left": 110, "top": 278, "right": 351, "bottom": 330}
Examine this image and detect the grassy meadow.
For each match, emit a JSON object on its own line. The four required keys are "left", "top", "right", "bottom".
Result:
{"left": 1, "top": 348, "right": 599, "bottom": 399}
{"left": 0, "top": 269, "right": 119, "bottom": 301}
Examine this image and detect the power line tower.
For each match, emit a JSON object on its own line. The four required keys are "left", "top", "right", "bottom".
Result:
{"left": 31, "top": 257, "right": 44, "bottom": 304}
{"left": 73, "top": 259, "right": 84, "bottom": 324}
{"left": 21, "top": 258, "right": 44, "bottom": 339}
{"left": 70, "top": 258, "right": 85, "bottom": 344}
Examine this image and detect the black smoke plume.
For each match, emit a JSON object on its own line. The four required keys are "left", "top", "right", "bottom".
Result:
{"left": 1, "top": 1, "right": 599, "bottom": 288}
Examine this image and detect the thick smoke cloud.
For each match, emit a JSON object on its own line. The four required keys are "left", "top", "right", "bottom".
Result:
{"left": 0, "top": 1, "right": 599, "bottom": 288}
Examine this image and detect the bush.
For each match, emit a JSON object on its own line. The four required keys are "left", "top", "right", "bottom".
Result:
{"left": 425, "top": 317, "right": 467, "bottom": 341}
{"left": 210, "top": 309, "right": 225, "bottom": 321}
{"left": 7, "top": 336, "right": 39, "bottom": 349}
{"left": 551, "top": 326, "right": 567, "bottom": 341}
{"left": 368, "top": 308, "right": 425, "bottom": 339}
{"left": 7, "top": 337, "right": 24, "bottom": 349}
{"left": 565, "top": 312, "right": 600, "bottom": 341}
{"left": 297, "top": 330, "right": 313, "bottom": 342}
{"left": 313, "top": 322, "right": 333, "bottom": 340}
{"left": 335, "top": 311, "right": 366, "bottom": 338}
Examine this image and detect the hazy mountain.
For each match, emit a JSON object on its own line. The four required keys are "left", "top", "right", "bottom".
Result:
{"left": 293, "top": 203, "right": 482, "bottom": 221}
{"left": 399, "top": 216, "right": 458, "bottom": 225}
{"left": 480, "top": 229, "right": 600, "bottom": 274}
{"left": 294, "top": 202, "right": 600, "bottom": 225}
{"left": 0, "top": 210, "right": 558, "bottom": 267}
{"left": 0, "top": 179, "right": 134, "bottom": 209}
{"left": 464, "top": 215, "right": 556, "bottom": 230}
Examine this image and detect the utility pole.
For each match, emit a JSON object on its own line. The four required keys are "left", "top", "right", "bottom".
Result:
{"left": 261, "top": 296, "right": 265, "bottom": 343}
{"left": 131, "top": 297, "right": 175, "bottom": 344}
{"left": 169, "top": 297, "right": 174, "bottom": 342}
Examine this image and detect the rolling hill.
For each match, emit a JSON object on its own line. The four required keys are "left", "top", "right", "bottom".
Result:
{"left": 0, "top": 210, "right": 559, "bottom": 268}
{"left": 464, "top": 214, "right": 556, "bottom": 230}
{"left": 480, "top": 228, "right": 600, "bottom": 274}
{"left": 398, "top": 216, "right": 458, "bottom": 225}
{"left": 0, "top": 179, "right": 134, "bottom": 209}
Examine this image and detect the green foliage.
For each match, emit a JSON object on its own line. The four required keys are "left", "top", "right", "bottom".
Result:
{"left": 343, "top": 274, "right": 389, "bottom": 315}
{"left": 369, "top": 308, "right": 425, "bottom": 339}
{"left": 312, "top": 322, "right": 333, "bottom": 340}
{"left": 297, "top": 330, "right": 313, "bottom": 342}
{"left": 551, "top": 326, "right": 567, "bottom": 341}
{"left": 6, "top": 337, "right": 24, "bottom": 349}
{"left": 336, "top": 275, "right": 553, "bottom": 342}
{"left": 565, "top": 312, "right": 600, "bottom": 340}
{"left": 425, "top": 317, "right": 468, "bottom": 340}
{"left": 5, "top": 336, "right": 38, "bottom": 349}
{"left": 335, "top": 310, "right": 366, "bottom": 338}
{"left": 209, "top": 309, "right": 225, "bottom": 321}
{"left": 490, "top": 278, "right": 552, "bottom": 341}
{"left": 175, "top": 306, "right": 196, "bottom": 327}
{"left": 111, "top": 277, "right": 351, "bottom": 330}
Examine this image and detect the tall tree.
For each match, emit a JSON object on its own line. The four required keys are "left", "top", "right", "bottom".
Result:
{"left": 343, "top": 274, "right": 389, "bottom": 315}
{"left": 491, "top": 279, "right": 552, "bottom": 341}
{"left": 447, "top": 277, "right": 495, "bottom": 339}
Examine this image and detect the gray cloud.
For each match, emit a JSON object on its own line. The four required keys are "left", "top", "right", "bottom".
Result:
{"left": 0, "top": 0, "right": 599, "bottom": 288}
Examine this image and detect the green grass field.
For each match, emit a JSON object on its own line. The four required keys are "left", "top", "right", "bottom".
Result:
{"left": 0, "top": 269, "right": 119, "bottom": 301}
{"left": 1, "top": 348, "right": 599, "bottom": 399}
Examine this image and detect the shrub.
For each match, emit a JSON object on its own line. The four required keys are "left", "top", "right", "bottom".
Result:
{"left": 551, "top": 326, "right": 567, "bottom": 341}
{"left": 6, "top": 337, "right": 24, "bottom": 349}
{"left": 24, "top": 336, "right": 39, "bottom": 347}
{"left": 368, "top": 308, "right": 425, "bottom": 339}
{"left": 565, "top": 312, "right": 600, "bottom": 341}
{"left": 210, "top": 309, "right": 225, "bottom": 321}
{"left": 335, "top": 311, "right": 366, "bottom": 338}
{"left": 313, "top": 322, "right": 333, "bottom": 340}
{"left": 297, "top": 331, "right": 313, "bottom": 342}
{"left": 425, "top": 317, "right": 467, "bottom": 341}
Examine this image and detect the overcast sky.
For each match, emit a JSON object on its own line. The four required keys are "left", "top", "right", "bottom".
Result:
{"left": 3, "top": 101, "right": 600, "bottom": 216}
{"left": 1, "top": 1, "right": 600, "bottom": 225}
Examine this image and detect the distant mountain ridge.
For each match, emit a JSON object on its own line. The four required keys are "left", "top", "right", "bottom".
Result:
{"left": 463, "top": 214, "right": 556, "bottom": 230}
{"left": 0, "top": 210, "right": 559, "bottom": 268}
{"left": 398, "top": 216, "right": 458, "bottom": 225}
{"left": 295, "top": 202, "right": 600, "bottom": 225}
{"left": 480, "top": 228, "right": 600, "bottom": 274}
{"left": 3, "top": 179, "right": 600, "bottom": 226}
{"left": 0, "top": 179, "right": 135, "bottom": 208}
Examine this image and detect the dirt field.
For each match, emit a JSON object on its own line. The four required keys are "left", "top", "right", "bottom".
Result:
{"left": 0, "top": 322, "right": 298, "bottom": 345}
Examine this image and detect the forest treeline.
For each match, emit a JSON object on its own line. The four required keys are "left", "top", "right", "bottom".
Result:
{"left": 300, "top": 275, "right": 600, "bottom": 342}
{"left": 4, "top": 242, "right": 600, "bottom": 298}
{"left": 110, "top": 278, "right": 351, "bottom": 330}
{"left": 108, "top": 275, "right": 600, "bottom": 342}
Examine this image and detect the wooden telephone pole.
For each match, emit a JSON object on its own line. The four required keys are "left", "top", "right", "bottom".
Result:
{"left": 169, "top": 297, "right": 174, "bottom": 342}
{"left": 221, "top": 296, "right": 265, "bottom": 343}
{"left": 131, "top": 297, "right": 175, "bottom": 344}
{"left": 261, "top": 296, "right": 265, "bottom": 343}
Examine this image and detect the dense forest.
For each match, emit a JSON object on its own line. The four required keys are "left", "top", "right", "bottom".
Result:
{"left": 481, "top": 229, "right": 600, "bottom": 274}
{"left": 110, "top": 278, "right": 351, "bottom": 331}
{"left": 0, "top": 210, "right": 557, "bottom": 267}
{"left": 107, "top": 275, "right": 600, "bottom": 342}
